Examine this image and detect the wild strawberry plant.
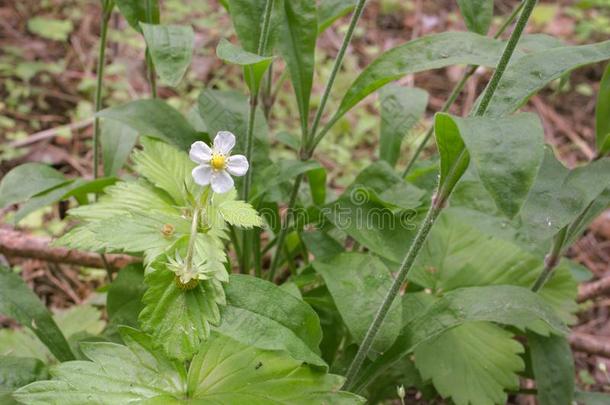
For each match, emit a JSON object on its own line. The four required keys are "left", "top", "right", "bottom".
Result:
{"left": 2, "top": 0, "right": 610, "bottom": 404}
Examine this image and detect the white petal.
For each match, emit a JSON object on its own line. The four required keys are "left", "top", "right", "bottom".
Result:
{"left": 189, "top": 141, "right": 212, "bottom": 164}
{"left": 192, "top": 165, "right": 212, "bottom": 186}
{"left": 226, "top": 155, "right": 249, "bottom": 177}
{"left": 213, "top": 131, "right": 236, "bottom": 155}
{"left": 211, "top": 170, "right": 234, "bottom": 193}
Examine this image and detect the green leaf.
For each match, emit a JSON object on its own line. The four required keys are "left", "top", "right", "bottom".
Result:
{"left": 596, "top": 64, "right": 610, "bottom": 155}
{"left": 307, "top": 167, "right": 327, "bottom": 205}
{"left": 100, "top": 119, "right": 138, "bottom": 177}
{"left": 379, "top": 85, "right": 428, "bottom": 167}
{"left": 213, "top": 189, "right": 263, "bottom": 228}
{"left": 224, "top": 0, "right": 280, "bottom": 54}
{"left": 140, "top": 23, "right": 195, "bottom": 87}
{"left": 139, "top": 266, "right": 225, "bottom": 361}
{"left": 415, "top": 322, "right": 523, "bottom": 405}
{"left": 27, "top": 17, "right": 73, "bottom": 41}
{"left": 433, "top": 112, "right": 470, "bottom": 198}
{"left": 301, "top": 230, "right": 344, "bottom": 260}
{"left": 218, "top": 274, "right": 326, "bottom": 368}
{"left": 115, "top": 0, "right": 159, "bottom": 32}
{"left": 97, "top": 100, "right": 201, "bottom": 150}
{"left": 53, "top": 306, "right": 105, "bottom": 339}
{"left": 251, "top": 159, "right": 321, "bottom": 202}
{"left": 333, "top": 32, "right": 509, "bottom": 125}
{"left": 356, "top": 285, "right": 569, "bottom": 393}
{"left": 216, "top": 38, "right": 273, "bottom": 94}
{"left": 520, "top": 149, "right": 610, "bottom": 243}
{"left": 317, "top": 0, "right": 358, "bottom": 33}
{"left": 528, "top": 333, "right": 574, "bottom": 405}
{"left": 0, "top": 267, "right": 74, "bottom": 362}
{"left": 484, "top": 39, "right": 610, "bottom": 117}
{"left": 106, "top": 265, "right": 146, "bottom": 336}
{"left": 186, "top": 332, "right": 364, "bottom": 404}
{"left": 575, "top": 391, "right": 610, "bottom": 405}
{"left": 0, "top": 356, "right": 47, "bottom": 404}
{"left": 438, "top": 112, "right": 545, "bottom": 218}
{"left": 132, "top": 136, "right": 196, "bottom": 206}
{"left": 409, "top": 211, "right": 578, "bottom": 322}
{"left": 16, "top": 330, "right": 362, "bottom": 404}
{"left": 276, "top": 0, "right": 318, "bottom": 136}
{"left": 0, "top": 163, "right": 66, "bottom": 208}
{"left": 313, "top": 253, "right": 402, "bottom": 354}
{"left": 457, "top": 0, "right": 494, "bottom": 35}
{"left": 14, "top": 327, "right": 186, "bottom": 405}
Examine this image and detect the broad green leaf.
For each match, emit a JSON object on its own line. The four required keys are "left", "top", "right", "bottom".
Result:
{"left": 409, "top": 211, "right": 578, "bottom": 322}
{"left": 528, "top": 333, "right": 574, "bottom": 405}
{"left": 312, "top": 253, "right": 402, "bottom": 354}
{"left": 132, "top": 136, "right": 196, "bottom": 205}
{"left": 101, "top": 119, "right": 138, "bottom": 177}
{"left": 433, "top": 113, "right": 470, "bottom": 199}
{"left": 139, "top": 266, "right": 225, "bottom": 361}
{"left": 438, "top": 112, "right": 545, "bottom": 218}
{"left": 333, "top": 32, "right": 509, "bottom": 125}
{"left": 520, "top": 149, "right": 610, "bottom": 243}
{"left": 251, "top": 159, "right": 321, "bottom": 202}
{"left": 324, "top": 162, "right": 424, "bottom": 263}
{"left": 140, "top": 23, "right": 195, "bottom": 87}
{"left": 0, "top": 163, "right": 66, "bottom": 208}
{"left": 415, "top": 322, "right": 523, "bottom": 405}
{"left": 356, "top": 285, "right": 569, "bottom": 393}
{"left": 197, "top": 89, "right": 269, "bottom": 157}
{"left": 53, "top": 306, "right": 105, "bottom": 339}
{"left": 106, "top": 265, "right": 146, "bottom": 336}
{"left": 484, "top": 39, "right": 610, "bottom": 116}
{"left": 379, "top": 84, "right": 428, "bottom": 167}
{"left": 224, "top": 0, "right": 280, "bottom": 54}
{"left": 216, "top": 38, "right": 273, "bottom": 94}
{"left": 317, "top": 0, "right": 358, "bottom": 33}
{"left": 14, "top": 327, "right": 186, "bottom": 405}
{"left": 218, "top": 274, "right": 326, "bottom": 368}
{"left": 115, "top": 0, "right": 159, "bottom": 32}
{"left": 186, "top": 332, "right": 364, "bottom": 404}
{"left": 0, "top": 356, "right": 47, "bottom": 404}
{"left": 213, "top": 190, "right": 263, "bottom": 228}
{"left": 596, "top": 64, "right": 610, "bottom": 155}
{"left": 276, "top": 0, "right": 318, "bottom": 136}
{"left": 0, "top": 267, "right": 74, "bottom": 362}
{"left": 307, "top": 167, "right": 327, "bottom": 205}
{"left": 301, "top": 230, "right": 344, "bottom": 260}
{"left": 97, "top": 100, "right": 201, "bottom": 150}
{"left": 457, "top": 0, "right": 494, "bottom": 35}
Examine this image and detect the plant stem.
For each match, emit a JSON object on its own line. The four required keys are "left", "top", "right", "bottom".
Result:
{"left": 267, "top": 173, "right": 304, "bottom": 281}
{"left": 93, "top": 1, "right": 112, "bottom": 181}
{"left": 401, "top": 0, "right": 526, "bottom": 178}
{"left": 531, "top": 226, "right": 567, "bottom": 292}
{"left": 145, "top": 0, "right": 157, "bottom": 98}
{"left": 307, "top": 0, "right": 368, "bottom": 149}
{"left": 268, "top": 1, "right": 369, "bottom": 279}
{"left": 342, "top": 0, "right": 538, "bottom": 391}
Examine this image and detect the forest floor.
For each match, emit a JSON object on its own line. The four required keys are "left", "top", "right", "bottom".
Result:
{"left": 1, "top": 0, "right": 609, "bottom": 402}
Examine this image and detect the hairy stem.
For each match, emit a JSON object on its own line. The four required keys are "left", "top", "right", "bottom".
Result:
{"left": 342, "top": 0, "right": 538, "bottom": 390}
{"left": 401, "top": 0, "right": 525, "bottom": 178}
{"left": 531, "top": 226, "right": 567, "bottom": 292}
{"left": 307, "top": 0, "right": 368, "bottom": 150}
{"left": 93, "top": 1, "right": 113, "bottom": 181}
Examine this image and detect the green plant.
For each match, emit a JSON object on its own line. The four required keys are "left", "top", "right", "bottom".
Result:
{"left": 2, "top": 0, "right": 610, "bottom": 404}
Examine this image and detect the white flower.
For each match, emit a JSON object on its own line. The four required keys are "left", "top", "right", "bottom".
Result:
{"left": 189, "top": 131, "right": 249, "bottom": 194}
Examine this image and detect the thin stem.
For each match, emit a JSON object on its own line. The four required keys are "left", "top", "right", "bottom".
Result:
{"left": 257, "top": 0, "right": 274, "bottom": 56}
{"left": 401, "top": 0, "right": 526, "bottom": 178}
{"left": 342, "top": 0, "right": 538, "bottom": 391}
{"left": 308, "top": 0, "right": 368, "bottom": 149}
{"left": 93, "top": 1, "right": 112, "bottom": 181}
{"left": 267, "top": 173, "right": 304, "bottom": 282}
{"left": 145, "top": 0, "right": 157, "bottom": 98}
{"left": 531, "top": 226, "right": 568, "bottom": 292}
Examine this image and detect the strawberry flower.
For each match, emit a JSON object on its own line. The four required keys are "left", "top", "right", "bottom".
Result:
{"left": 189, "top": 131, "right": 249, "bottom": 193}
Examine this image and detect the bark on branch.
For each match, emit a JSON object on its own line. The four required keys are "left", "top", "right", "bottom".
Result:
{"left": 0, "top": 228, "right": 140, "bottom": 271}
{"left": 570, "top": 332, "right": 610, "bottom": 358}
{"left": 578, "top": 276, "right": 610, "bottom": 303}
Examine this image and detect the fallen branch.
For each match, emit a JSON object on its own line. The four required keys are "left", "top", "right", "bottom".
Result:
{"left": 9, "top": 119, "right": 93, "bottom": 148}
{"left": 0, "top": 228, "right": 139, "bottom": 271}
{"left": 570, "top": 332, "right": 610, "bottom": 358}
{"left": 578, "top": 276, "right": 610, "bottom": 303}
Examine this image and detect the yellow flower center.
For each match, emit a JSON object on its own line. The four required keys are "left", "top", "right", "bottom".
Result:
{"left": 210, "top": 153, "right": 226, "bottom": 171}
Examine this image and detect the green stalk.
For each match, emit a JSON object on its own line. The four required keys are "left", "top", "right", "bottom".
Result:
{"left": 145, "top": 0, "right": 157, "bottom": 98}
{"left": 93, "top": 0, "right": 113, "bottom": 181}
{"left": 307, "top": 0, "right": 368, "bottom": 149}
{"left": 268, "top": 0, "right": 369, "bottom": 280}
{"left": 531, "top": 226, "right": 567, "bottom": 292}
{"left": 342, "top": 0, "right": 538, "bottom": 390}
{"left": 401, "top": 0, "right": 525, "bottom": 178}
